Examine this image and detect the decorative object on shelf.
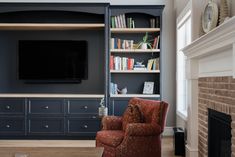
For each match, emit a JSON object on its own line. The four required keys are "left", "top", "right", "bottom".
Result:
{"left": 98, "top": 97, "right": 108, "bottom": 117}
{"left": 118, "top": 87, "right": 127, "bottom": 94}
{"left": 137, "top": 32, "right": 152, "bottom": 50}
{"left": 202, "top": 0, "right": 219, "bottom": 33}
{"left": 134, "top": 61, "right": 147, "bottom": 70}
{"left": 219, "top": 0, "right": 230, "bottom": 25}
{"left": 143, "top": 82, "right": 154, "bottom": 94}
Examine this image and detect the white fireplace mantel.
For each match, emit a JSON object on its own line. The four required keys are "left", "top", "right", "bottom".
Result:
{"left": 183, "top": 16, "right": 235, "bottom": 78}
{"left": 182, "top": 16, "right": 235, "bottom": 157}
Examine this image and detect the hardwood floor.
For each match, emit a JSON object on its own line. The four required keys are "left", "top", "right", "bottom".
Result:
{"left": 0, "top": 137, "right": 182, "bottom": 157}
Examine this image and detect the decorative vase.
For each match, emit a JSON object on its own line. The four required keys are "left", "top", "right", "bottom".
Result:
{"left": 141, "top": 43, "right": 148, "bottom": 50}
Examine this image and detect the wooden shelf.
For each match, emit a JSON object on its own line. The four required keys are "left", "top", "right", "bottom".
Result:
{"left": 0, "top": 23, "right": 105, "bottom": 30}
{"left": 110, "top": 49, "right": 160, "bottom": 53}
{"left": 110, "top": 94, "right": 160, "bottom": 98}
{"left": 110, "top": 28, "right": 160, "bottom": 33}
{"left": 110, "top": 70, "right": 160, "bottom": 73}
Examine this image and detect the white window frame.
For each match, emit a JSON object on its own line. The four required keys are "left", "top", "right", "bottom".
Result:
{"left": 176, "top": 2, "right": 192, "bottom": 120}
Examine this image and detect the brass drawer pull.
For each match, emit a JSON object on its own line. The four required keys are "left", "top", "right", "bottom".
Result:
{"left": 83, "top": 125, "right": 88, "bottom": 129}
{"left": 6, "top": 124, "right": 10, "bottom": 128}
{"left": 83, "top": 106, "right": 88, "bottom": 109}
{"left": 44, "top": 125, "right": 49, "bottom": 128}
{"left": 44, "top": 106, "right": 49, "bottom": 109}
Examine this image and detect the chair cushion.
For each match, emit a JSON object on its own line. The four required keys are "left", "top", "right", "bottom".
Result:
{"left": 122, "top": 104, "right": 143, "bottom": 131}
{"left": 96, "top": 130, "right": 124, "bottom": 147}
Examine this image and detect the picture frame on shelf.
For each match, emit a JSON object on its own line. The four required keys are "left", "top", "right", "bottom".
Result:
{"left": 143, "top": 82, "right": 154, "bottom": 94}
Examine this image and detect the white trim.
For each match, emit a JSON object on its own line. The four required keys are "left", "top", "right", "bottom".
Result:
{"left": 186, "top": 144, "right": 198, "bottom": 157}
{"left": 162, "top": 127, "right": 174, "bottom": 136}
{"left": 233, "top": 43, "right": 235, "bottom": 78}
{"left": 177, "top": 0, "right": 192, "bottom": 26}
{"left": 177, "top": 110, "right": 187, "bottom": 121}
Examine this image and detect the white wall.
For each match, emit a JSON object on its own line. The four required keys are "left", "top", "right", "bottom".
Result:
{"left": 0, "top": 0, "right": 165, "bottom": 5}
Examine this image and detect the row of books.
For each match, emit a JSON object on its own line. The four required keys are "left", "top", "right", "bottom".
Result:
{"left": 110, "top": 56, "right": 135, "bottom": 70}
{"left": 111, "top": 14, "right": 135, "bottom": 28}
{"left": 110, "top": 38, "right": 134, "bottom": 50}
{"left": 147, "top": 58, "right": 159, "bottom": 70}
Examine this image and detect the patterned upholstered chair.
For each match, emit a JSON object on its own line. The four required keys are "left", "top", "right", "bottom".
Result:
{"left": 96, "top": 97, "right": 169, "bottom": 157}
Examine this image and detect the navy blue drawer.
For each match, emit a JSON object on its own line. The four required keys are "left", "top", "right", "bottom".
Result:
{"left": 29, "top": 99, "right": 64, "bottom": 114}
{"left": 29, "top": 118, "right": 64, "bottom": 134}
{"left": 67, "top": 99, "right": 99, "bottom": 114}
{"left": 0, "top": 99, "right": 25, "bottom": 114}
{"left": 68, "top": 118, "right": 100, "bottom": 134}
{"left": 0, "top": 117, "right": 25, "bottom": 135}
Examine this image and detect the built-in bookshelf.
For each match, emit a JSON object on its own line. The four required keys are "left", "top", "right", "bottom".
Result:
{"left": 109, "top": 6, "right": 163, "bottom": 100}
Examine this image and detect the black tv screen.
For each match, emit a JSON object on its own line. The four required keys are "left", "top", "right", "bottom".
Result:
{"left": 18, "top": 40, "right": 88, "bottom": 83}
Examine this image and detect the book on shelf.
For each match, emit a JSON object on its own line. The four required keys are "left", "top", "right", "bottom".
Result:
{"left": 110, "top": 38, "right": 134, "bottom": 50}
{"left": 152, "top": 36, "right": 160, "bottom": 49}
{"left": 147, "top": 58, "right": 159, "bottom": 70}
{"left": 110, "top": 82, "right": 118, "bottom": 94}
{"left": 110, "top": 55, "right": 135, "bottom": 70}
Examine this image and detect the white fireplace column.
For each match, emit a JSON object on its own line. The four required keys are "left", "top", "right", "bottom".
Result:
{"left": 182, "top": 16, "right": 235, "bottom": 157}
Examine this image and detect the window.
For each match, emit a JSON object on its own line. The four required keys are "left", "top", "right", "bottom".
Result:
{"left": 176, "top": 7, "right": 191, "bottom": 119}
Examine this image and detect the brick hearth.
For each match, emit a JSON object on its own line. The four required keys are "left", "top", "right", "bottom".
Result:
{"left": 198, "top": 76, "right": 235, "bottom": 156}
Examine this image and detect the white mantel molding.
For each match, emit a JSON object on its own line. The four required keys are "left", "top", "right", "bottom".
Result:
{"left": 182, "top": 16, "right": 235, "bottom": 60}
{"left": 183, "top": 16, "right": 235, "bottom": 79}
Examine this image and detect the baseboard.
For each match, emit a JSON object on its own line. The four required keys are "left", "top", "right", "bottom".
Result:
{"left": 163, "top": 127, "right": 174, "bottom": 136}
{"left": 186, "top": 144, "right": 198, "bottom": 157}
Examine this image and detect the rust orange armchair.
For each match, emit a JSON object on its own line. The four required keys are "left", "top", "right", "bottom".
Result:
{"left": 96, "top": 97, "right": 169, "bottom": 157}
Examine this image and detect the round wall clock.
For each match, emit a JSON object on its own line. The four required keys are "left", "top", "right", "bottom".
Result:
{"left": 202, "top": 0, "right": 219, "bottom": 33}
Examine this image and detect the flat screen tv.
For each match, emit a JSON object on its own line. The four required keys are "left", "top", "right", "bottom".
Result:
{"left": 18, "top": 40, "right": 88, "bottom": 83}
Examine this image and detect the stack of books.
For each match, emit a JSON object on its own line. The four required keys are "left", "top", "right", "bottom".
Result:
{"left": 133, "top": 63, "right": 147, "bottom": 70}
{"left": 110, "top": 56, "right": 135, "bottom": 70}
{"left": 110, "top": 38, "right": 134, "bottom": 50}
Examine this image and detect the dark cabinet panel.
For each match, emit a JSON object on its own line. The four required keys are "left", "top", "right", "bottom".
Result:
{"left": 110, "top": 98, "right": 129, "bottom": 116}
{"left": 67, "top": 118, "right": 101, "bottom": 135}
{"left": 0, "top": 99, "right": 25, "bottom": 115}
{"left": 0, "top": 117, "right": 25, "bottom": 135}
{"left": 29, "top": 99, "right": 64, "bottom": 115}
{"left": 67, "top": 99, "right": 99, "bottom": 115}
{"left": 28, "top": 118, "right": 64, "bottom": 135}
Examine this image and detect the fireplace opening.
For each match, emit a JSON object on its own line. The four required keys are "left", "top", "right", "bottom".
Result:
{"left": 208, "top": 109, "right": 232, "bottom": 157}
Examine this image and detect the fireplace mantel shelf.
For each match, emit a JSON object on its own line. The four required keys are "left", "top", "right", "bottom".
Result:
{"left": 182, "top": 16, "right": 235, "bottom": 59}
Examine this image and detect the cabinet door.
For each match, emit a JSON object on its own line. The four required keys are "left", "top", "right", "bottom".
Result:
{"left": 0, "top": 117, "right": 25, "bottom": 136}
{"left": 67, "top": 118, "right": 101, "bottom": 136}
{"left": 110, "top": 98, "right": 129, "bottom": 116}
{"left": 28, "top": 117, "right": 64, "bottom": 135}
{"left": 67, "top": 99, "right": 99, "bottom": 116}
{"left": 28, "top": 99, "right": 64, "bottom": 115}
{"left": 0, "top": 99, "right": 25, "bottom": 115}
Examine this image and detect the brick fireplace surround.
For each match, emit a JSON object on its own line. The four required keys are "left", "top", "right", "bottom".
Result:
{"left": 198, "top": 76, "right": 235, "bottom": 156}
{"left": 182, "top": 16, "right": 235, "bottom": 157}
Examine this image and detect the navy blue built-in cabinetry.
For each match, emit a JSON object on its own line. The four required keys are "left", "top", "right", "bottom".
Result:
{"left": 0, "top": 97, "right": 101, "bottom": 139}
{"left": 0, "top": 3, "right": 164, "bottom": 139}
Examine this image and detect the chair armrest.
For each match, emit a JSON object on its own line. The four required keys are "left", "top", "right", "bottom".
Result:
{"left": 125, "top": 123, "right": 161, "bottom": 136}
{"left": 102, "top": 116, "right": 122, "bottom": 130}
